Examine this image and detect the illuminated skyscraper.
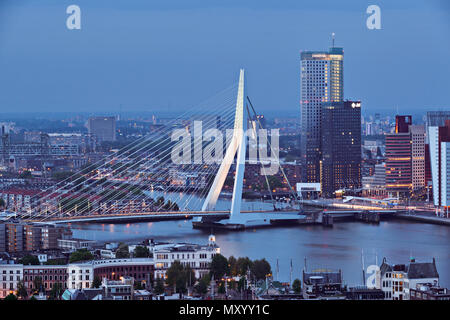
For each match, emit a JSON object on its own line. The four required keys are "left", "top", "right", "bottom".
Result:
{"left": 321, "top": 100, "right": 361, "bottom": 197}
{"left": 300, "top": 46, "right": 343, "bottom": 183}
{"left": 428, "top": 120, "right": 450, "bottom": 208}
{"left": 385, "top": 116, "right": 413, "bottom": 197}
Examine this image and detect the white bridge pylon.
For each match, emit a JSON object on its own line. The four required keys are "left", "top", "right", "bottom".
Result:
{"left": 201, "top": 69, "right": 246, "bottom": 223}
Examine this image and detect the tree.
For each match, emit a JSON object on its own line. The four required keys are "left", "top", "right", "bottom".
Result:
{"left": 210, "top": 254, "right": 229, "bottom": 280}
{"left": 49, "top": 283, "right": 64, "bottom": 300}
{"left": 16, "top": 280, "right": 28, "bottom": 299}
{"left": 115, "top": 243, "right": 130, "bottom": 258}
{"left": 19, "top": 254, "right": 40, "bottom": 265}
{"left": 69, "top": 249, "right": 94, "bottom": 263}
{"left": 194, "top": 274, "right": 210, "bottom": 296}
{"left": 251, "top": 259, "right": 272, "bottom": 280}
{"left": 4, "top": 293, "right": 17, "bottom": 300}
{"left": 0, "top": 198, "right": 5, "bottom": 208}
{"left": 218, "top": 281, "right": 226, "bottom": 294}
{"left": 166, "top": 260, "right": 195, "bottom": 294}
{"left": 33, "top": 276, "right": 43, "bottom": 294}
{"left": 134, "top": 281, "right": 144, "bottom": 290}
{"left": 228, "top": 256, "right": 237, "bottom": 276}
{"left": 237, "top": 276, "right": 246, "bottom": 292}
{"left": 292, "top": 279, "right": 301, "bottom": 293}
{"left": 91, "top": 276, "right": 102, "bottom": 288}
{"left": 19, "top": 170, "right": 33, "bottom": 179}
{"left": 156, "top": 196, "right": 165, "bottom": 206}
{"left": 235, "top": 257, "right": 253, "bottom": 276}
{"left": 153, "top": 277, "right": 165, "bottom": 295}
{"left": 133, "top": 246, "right": 150, "bottom": 258}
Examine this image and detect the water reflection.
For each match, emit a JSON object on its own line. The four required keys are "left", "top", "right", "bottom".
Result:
{"left": 71, "top": 218, "right": 450, "bottom": 288}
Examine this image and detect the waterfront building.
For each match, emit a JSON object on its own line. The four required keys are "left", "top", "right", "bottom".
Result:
{"left": 57, "top": 238, "right": 97, "bottom": 252}
{"left": 0, "top": 221, "right": 71, "bottom": 253}
{"left": 428, "top": 120, "right": 450, "bottom": 208}
{"left": 377, "top": 257, "right": 439, "bottom": 300}
{"left": 87, "top": 117, "right": 116, "bottom": 142}
{"left": 385, "top": 116, "right": 413, "bottom": 198}
{"left": 300, "top": 46, "right": 344, "bottom": 183}
{"left": 410, "top": 125, "right": 426, "bottom": 191}
{"left": 362, "top": 162, "right": 387, "bottom": 197}
{"left": 153, "top": 235, "right": 219, "bottom": 279}
{"left": 0, "top": 257, "right": 155, "bottom": 297}
{"left": 321, "top": 100, "right": 361, "bottom": 197}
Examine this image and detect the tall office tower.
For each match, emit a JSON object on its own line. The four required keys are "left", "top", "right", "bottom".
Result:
{"left": 428, "top": 120, "right": 450, "bottom": 208}
{"left": 410, "top": 125, "right": 426, "bottom": 191}
{"left": 425, "top": 111, "right": 450, "bottom": 187}
{"left": 87, "top": 117, "right": 116, "bottom": 142}
{"left": 321, "top": 100, "right": 361, "bottom": 197}
{"left": 385, "top": 116, "right": 413, "bottom": 198}
{"left": 426, "top": 111, "right": 450, "bottom": 134}
{"left": 300, "top": 46, "right": 344, "bottom": 183}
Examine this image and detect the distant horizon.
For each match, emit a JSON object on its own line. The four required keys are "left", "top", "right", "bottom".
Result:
{"left": 0, "top": 0, "right": 449, "bottom": 115}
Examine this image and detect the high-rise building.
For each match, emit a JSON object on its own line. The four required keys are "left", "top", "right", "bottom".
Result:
{"left": 410, "top": 125, "right": 426, "bottom": 191}
{"left": 300, "top": 46, "right": 344, "bottom": 183}
{"left": 385, "top": 116, "right": 413, "bottom": 198}
{"left": 425, "top": 111, "right": 450, "bottom": 187}
{"left": 87, "top": 117, "right": 116, "bottom": 142}
{"left": 428, "top": 120, "right": 450, "bottom": 208}
{"left": 321, "top": 100, "right": 361, "bottom": 197}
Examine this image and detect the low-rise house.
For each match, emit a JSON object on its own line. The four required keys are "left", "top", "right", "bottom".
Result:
{"left": 377, "top": 257, "right": 439, "bottom": 300}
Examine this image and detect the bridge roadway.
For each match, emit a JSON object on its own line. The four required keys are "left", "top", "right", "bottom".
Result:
{"left": 25, "top": 210, "right": 275, "bottom": 224}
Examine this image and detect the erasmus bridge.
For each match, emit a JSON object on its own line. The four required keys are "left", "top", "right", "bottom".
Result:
{"left": 17, "top": 70, "right": 306, "bottom": 228}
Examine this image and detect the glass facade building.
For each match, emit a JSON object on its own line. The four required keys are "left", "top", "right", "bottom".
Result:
{"left": 300, "top": 47, "right": 343, "bottom": 183}
{"left": 321, "top": 100, "right": 361, "bottom": 197}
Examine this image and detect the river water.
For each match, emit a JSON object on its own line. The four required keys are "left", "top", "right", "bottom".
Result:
{"left": 69, "top": 192, "right": 450, "bottom": 288}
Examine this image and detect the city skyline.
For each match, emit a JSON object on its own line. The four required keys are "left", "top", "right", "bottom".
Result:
{"left": 0, "top": 0, "right": 449, "bottom": 114}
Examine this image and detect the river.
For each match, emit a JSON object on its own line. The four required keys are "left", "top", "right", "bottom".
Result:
{"left": 69, "top": 192, "right": 450, "bottom": 288}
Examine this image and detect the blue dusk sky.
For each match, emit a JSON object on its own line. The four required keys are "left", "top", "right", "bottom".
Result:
{"left": 0, "top": 0, "right": 449, "bottom": 117}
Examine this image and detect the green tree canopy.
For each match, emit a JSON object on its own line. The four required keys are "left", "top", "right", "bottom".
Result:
{"left": 251, "top": 259, "right": 272, "bottom": 280}
{"left": 19, "top": 170, "right": 33, "bottom": 179}
{"left": 133, "top": 246, "right": 150, "bottom": 258}
{"left": 19, "top": 254, "right": 40, "bottom": 266}
{"left": 166, "top": 261, "right": 195, "bottom": 294}
{"left": 91, "top": 276, "right": 102, "bottom": 289}
{"left": 4, "top": 293, "right": 18, "bottom": 300}
{"left": 228, "top": 256, "right": 237, "bottom": 276}
{"left": 210, "top": 254, "right": 230, "bottom": 280}
{"left": 16, "top": 280, "right": 28, "bottom": 299}
{"left": 69, "top": 248, "right": 94, "bottom": 263}
{"left": 33, "top": 276, "right": 43, "bottom": 293}
{"left": 153, "top": 277, "right": 165, "bottom": 295}
{"left": 115, "top": 243, "right": 130, "bottom": 258}
{"left": 292, "top": 279, "right": 301, "bottom": 293}
{"left": 194, "top": 274, "right": 210, "bottom": 296}
{"left": 235, "top": 257, "right": 253, "bottom": 276}
{"left": 49, "top": 283, "right": 64, "bottom": 300}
